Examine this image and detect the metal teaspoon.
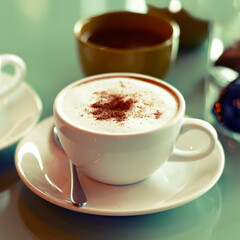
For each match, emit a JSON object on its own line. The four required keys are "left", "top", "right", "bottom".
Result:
{"left": 53, "top": 127, "right": 87, "bottom": 207}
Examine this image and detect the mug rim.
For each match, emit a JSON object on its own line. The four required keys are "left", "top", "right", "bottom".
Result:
{"left": 73, "top": 11, "right": 179, "bottom": 53}
{"left": 53, "top": 73, "right": 185, "bottom": 137}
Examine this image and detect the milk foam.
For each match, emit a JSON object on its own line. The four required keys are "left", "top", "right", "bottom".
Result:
{"left": 58, "top": 77, "right": 179, "bottom": 134}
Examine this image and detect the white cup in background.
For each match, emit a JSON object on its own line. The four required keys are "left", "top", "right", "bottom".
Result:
{"left": 0, "top": 54, "right": 26, "bottom": 98}
{"left": 0, "top": 54, "right": 26, "bottom": 133}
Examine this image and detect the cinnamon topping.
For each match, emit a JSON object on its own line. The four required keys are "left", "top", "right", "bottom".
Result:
{"left": 154, "top": 110, "right": 163, "bottom": 119}
{"left": 90, "top": 93, "right": 136, "bottom": 122}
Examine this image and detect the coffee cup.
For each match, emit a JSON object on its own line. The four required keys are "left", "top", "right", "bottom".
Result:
{"left": 53, "top": 73, "right": 218, "bottom": 185}
{"left": 0, "top": 54, "right": 26, "bottom": 132}
{"left": 0, "top": 54, "right": 26, "bottom": 98}
{"left": 146, "top": 1, "right": 209, "bottom": 49}
{"left": 73, "top": 11, "right": 179, "bottom": 79}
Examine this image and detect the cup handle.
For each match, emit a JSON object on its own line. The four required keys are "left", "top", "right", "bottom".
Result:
{"left": 169, "top": 118, "right": 218, "bottom": 162}
{"left": 0, "top": 54, "right": 26, "bottom": 96}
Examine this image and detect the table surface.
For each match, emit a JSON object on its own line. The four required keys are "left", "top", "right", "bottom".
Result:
{"left": 1, "top": 1, "right": 240, "bottom": 239}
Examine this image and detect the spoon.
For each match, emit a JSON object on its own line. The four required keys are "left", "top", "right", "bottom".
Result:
{"left": 53, "top": 127, "right": 87, "bottom": 207}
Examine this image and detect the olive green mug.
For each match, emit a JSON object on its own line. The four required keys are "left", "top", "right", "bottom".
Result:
{"left": 74, "top": 11, "right": 179, "bottom": 79}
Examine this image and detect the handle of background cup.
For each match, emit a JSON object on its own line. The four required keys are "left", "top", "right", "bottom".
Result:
{"left": 169, "top": 118, "right": 218, "bottom": 162}
{"left": 0, "top": 54, "right": 26, "bottom": 97}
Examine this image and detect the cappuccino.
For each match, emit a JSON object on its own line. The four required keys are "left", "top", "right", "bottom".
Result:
{"left": 56, "top": 75, "right": 179, "bottom": 134}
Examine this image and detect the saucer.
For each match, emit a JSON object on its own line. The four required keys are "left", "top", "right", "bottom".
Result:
{"left": 15, "top": 117, "right": 225, "bottom": 216}
{"left": 0, "top": 82, "right": 42, "bottom": 150}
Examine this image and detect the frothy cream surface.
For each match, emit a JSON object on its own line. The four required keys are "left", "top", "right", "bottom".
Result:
{"left": 57, "top": 77, "right": 179, "bottom": 134}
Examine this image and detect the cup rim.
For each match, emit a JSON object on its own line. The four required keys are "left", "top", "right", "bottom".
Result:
{"left": 73, "top": 11, "right": 179, "bottom": 53}
{"left": 54, "top": 73, "right": 185, "bottom": 137}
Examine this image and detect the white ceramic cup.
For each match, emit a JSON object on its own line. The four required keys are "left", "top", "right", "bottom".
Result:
{"left": 0, "top": 54, "right": 26, "bottom": 98}
{"left": 0, "top": 54, "right": 26, "bottom": 132}
{"left": 53, "top": 73, "right": 218, "bottom": 185}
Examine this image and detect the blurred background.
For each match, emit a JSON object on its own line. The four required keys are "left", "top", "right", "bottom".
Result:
{"left": 1, "top": 1, "right": 240, "bottom": 239}
{"left": 0, "top": 0, "right": 215, "bottom": 119}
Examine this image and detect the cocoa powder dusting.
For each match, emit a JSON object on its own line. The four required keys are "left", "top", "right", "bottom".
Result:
{"left": 91, "top": 93, "right": 136, "bottom": 122}
{"left": 154, "top": 110, "right": 163, "bottom": 119}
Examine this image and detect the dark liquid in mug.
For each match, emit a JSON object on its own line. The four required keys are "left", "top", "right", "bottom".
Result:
{"left": 88, "top": 28, "right": 165, "bottom": 49}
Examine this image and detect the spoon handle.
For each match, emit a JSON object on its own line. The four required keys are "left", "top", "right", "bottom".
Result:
{"left": 53, "top": 127, "right": 87, "bottom": 206}
{"left": 70, "top": 162, "right": 87, "bottom": 206}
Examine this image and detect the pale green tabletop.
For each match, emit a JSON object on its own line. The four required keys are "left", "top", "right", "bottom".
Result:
{"left": 0, "top": 1, "right": 239, "bottom": 239}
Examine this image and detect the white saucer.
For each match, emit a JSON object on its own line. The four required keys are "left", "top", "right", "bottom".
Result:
{"left": 15, "top": 117, "right": 225, "bottom": 216}
{"left": 0, "top": 82, "right": 42, "bottom": 150}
